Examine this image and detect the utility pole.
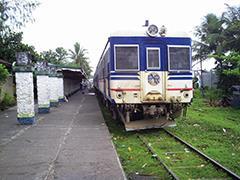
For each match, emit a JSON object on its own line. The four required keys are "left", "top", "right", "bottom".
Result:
{"left": 200, "top": 59, "right": 205, "bottom": 97}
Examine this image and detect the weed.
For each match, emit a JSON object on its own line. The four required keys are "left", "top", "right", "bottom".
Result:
{"left": 0, "top": 92, "right": 15, "bottom": 110}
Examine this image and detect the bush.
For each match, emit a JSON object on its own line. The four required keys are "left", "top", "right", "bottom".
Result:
{"left": 0, "top": 64, "right": 9, "bottom": 84}
{"left": 0, "top": 92, "right": 15, "bottom": 110}
{"left": 205, "top": 88, "right": 223, "bottom": 106}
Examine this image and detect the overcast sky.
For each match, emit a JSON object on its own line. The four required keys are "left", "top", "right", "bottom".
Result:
{"left": 22, "top": 0, "right": 240, "bottom": 72}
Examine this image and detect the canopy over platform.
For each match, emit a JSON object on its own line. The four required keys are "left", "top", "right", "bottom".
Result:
{"left": 59, "top": 67, "right": 87, "bottom": 97}
{"left": 61, "top": 67, "right": 87, "bottom": 80}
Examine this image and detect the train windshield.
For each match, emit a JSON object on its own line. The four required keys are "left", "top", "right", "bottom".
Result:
{"left": 147, "top": 48, "right": 160, "bottom": 69}
{"left": 115, "top": 45, "right": 139, "bottom": 70}
{"left": 168, "top": 46, "right": 191, "bottom": 71}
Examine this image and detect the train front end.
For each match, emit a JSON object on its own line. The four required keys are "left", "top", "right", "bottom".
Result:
{"left": 105, "top": 25, "right": 193, "bottom": 131}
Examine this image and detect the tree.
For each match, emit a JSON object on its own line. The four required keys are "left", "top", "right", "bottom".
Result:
{"left": 40, "top": 49, "right": 57, "bottom": 64}
{"left": 69, "top": 42, "right": 92, "bottom": 77}
{"left": 55, "top": 47, "right": 68, "bottom": 63}
{"left": 0, "top": 0, "right": 39, "bottom": 31}
{"left": 0, "top": 30, "right": 38, "bottom": 63}
{"left": 0, "top": 64, "right": 9, "bottom": 107}
{"left": 69, "top": 42, "right": 87, "bottom": 66}
{"left": 0, "top": 64, "right": 8, "bottom": 84}
{"left": 194, "top": 13, "right": 225, "bottom": 65}
{"left": 193, "top": 13, "right": 225, "bottom": 96}
{"left": 210, "top": 52, "right": 240, "bottom": 92}
{"left": 0, "top": 0, "right": 39, "bottom": 63}
{"left": 221, "top": 4, "right": 240, "bottom": 52}
{"left": 194, "top": 4, "right": 240, "bottom": 95}
{"left": 40, "top": 47, "right": 69, "bottom": 65}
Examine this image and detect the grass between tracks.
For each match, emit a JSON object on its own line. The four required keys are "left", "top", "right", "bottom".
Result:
{"left": 98, "top": 90, "right": 240, "bottom": 178}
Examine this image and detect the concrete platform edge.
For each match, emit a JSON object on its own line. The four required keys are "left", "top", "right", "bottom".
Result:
{"left": 95, "top": 100, "right": 127, "bottom": 180}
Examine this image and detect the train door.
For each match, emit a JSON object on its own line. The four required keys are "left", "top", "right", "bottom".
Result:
{"left": 140, "top": 45, "right": 165, "bottom": 102}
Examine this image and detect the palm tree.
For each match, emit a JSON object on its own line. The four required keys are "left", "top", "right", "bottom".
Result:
{"left": 221, "top": 4, "right": 240, "bottom": 52}
{"left": 194, "top": 14, "right": 224, "bottom": 56}
{"left": 69, "top": 42, "right": 92, "bottom": 77}
{"left": 194, "top": 13, "right": 227, "bottom": 69}
{"left": 69, "top": 42, "right": 88, "bottom": 67}
{"left": 193, "top": 13, "right": 225, "bottom": 96}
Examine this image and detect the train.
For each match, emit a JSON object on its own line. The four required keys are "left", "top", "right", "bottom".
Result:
{"left": 94, "top": 24, "right": 193, "bottom": 131}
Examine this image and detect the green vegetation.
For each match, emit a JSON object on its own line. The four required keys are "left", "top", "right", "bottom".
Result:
{"left": 141, "top": 132, "right": 229, "bottom": 179}
{"left": 40, "top": 47, "right": 68, "bottom": 65}
{"left": 0, "top": 0, "right": 40, "bottom": 64}
{"left": 0, "top": 92, "right": 15, "bottom": 110}
{"left": 168, "top": 90, "right": 240, "bottom": 175}
{"left": 40, "top": 42, "right": 92, "bottom": 78}
{"left": 99, "top": 90, "right": 240, "bottom": 178}
{"left": 0, "top": 64, "right": 9, "bottom": 84}
{"left": 204, "top": 88, "right": 224, "bottom": 106}
{"left": 0, "top": 0, "right": 39, "bottom": 30}
{"left": 194, "top": 4, "right": 240, "bottom": 94}
{"left": 68, "top": 42, "right": 92, "bottom": 77}
{"left": 100, "top": 103, "right": 170, "bottom": 179}
{"left": 0, "top": 64, "right": 11, "bottom": 110}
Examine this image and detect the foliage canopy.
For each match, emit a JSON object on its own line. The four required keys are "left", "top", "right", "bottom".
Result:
{"left": 0, "top": 0, "right": 39, "bottom": 63}
{"left": 0, "top": 64, "right": 8, "bottom": 84}
{"left": 68, "top": 42, "right": 92, "bottom": 77}
{"left": 194, "top": 4, "right": 240, "bottom": 93}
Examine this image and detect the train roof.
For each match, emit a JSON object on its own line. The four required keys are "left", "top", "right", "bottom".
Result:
{"left": 109, "top": 27, "right": 191, "bottom": 38}
{"left": 95, "top": 28, "right": 192, "bottom": 75}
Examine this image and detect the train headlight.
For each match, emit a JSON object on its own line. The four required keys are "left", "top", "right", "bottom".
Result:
{"left": 116, "top": 92, "right": 123, "bottom": 99}
{"left": 146, "top": 24, "right": 159, "bottom": 37}
{"left": 183, "top": 92, "right": 189, "bottom": 98}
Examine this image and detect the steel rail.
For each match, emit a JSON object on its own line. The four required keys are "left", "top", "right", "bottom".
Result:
{"left": 163, "top": 128, "right": 240, "bottom": 180}
{"left": 137, "top": 134, "right": 179, "bottom": 180}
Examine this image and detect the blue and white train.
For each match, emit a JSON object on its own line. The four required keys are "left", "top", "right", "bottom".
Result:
{"left": 94, "top": 24, "right": 193, "bottom": 131}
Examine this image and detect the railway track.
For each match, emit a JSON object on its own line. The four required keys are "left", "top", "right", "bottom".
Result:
{"left": 137, "top": 129, "right": 240, "bottom": 180}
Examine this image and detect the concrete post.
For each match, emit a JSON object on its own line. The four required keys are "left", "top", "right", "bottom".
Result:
{"left": 57, "top": 71, "right": 65, "bottom": 102}
{"left": 36, "top": 62, "right": 50, "bottom": 113}
{"left": 49, "top": 66, "right": 59, "bottom": 107}
{"left": 14, "top": 52, "right": 35, "bottom": 124}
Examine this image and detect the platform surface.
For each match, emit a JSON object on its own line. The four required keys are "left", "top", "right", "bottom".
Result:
{"left": 0, "top": 91, "right": 126, "bottom": 180}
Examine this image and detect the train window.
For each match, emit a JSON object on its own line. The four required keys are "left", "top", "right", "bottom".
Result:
{"left": 114, "top": 45, "right": 139, "bottom": 70}
{"left": 147, "top": 48, "right": 160, "bottom": 69}
{"left": 168, "top": 46, "right": 191, "bottom": 71}
{"left": 104, "top": 49, "right": 109, "bottom": 76}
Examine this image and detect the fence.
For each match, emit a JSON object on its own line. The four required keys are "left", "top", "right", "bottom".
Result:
{"left": 202, "top": 70, "right": 218, "bottom": 88}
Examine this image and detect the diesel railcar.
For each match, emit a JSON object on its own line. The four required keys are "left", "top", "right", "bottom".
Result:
{"left": 94, "top": 25, "right": 193, "bottom": 131}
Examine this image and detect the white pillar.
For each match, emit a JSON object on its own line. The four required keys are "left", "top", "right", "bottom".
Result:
{"left": 49, "top": 76, "right": 59, "bottom": 107}
{"left": 58, "top": 76, "right": 65, "bottom": 102}
{"left": 15, "top": 72, "right": 35, "bottom": 124}
{"left": 37, "top": 75, "right": 50, "bottom": 113}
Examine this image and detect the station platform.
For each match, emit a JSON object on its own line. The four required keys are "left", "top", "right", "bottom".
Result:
{"left": 0, "top": 91, "right": 126, "bottom": 180}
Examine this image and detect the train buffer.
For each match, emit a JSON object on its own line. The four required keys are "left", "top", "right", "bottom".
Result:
{"left": 0, "top": 91, "right": 126, "bottom": 179}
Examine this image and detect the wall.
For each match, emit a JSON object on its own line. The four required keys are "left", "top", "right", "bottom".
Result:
{"left": 63, "top": 78, "right": 81, "bottom": 97}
